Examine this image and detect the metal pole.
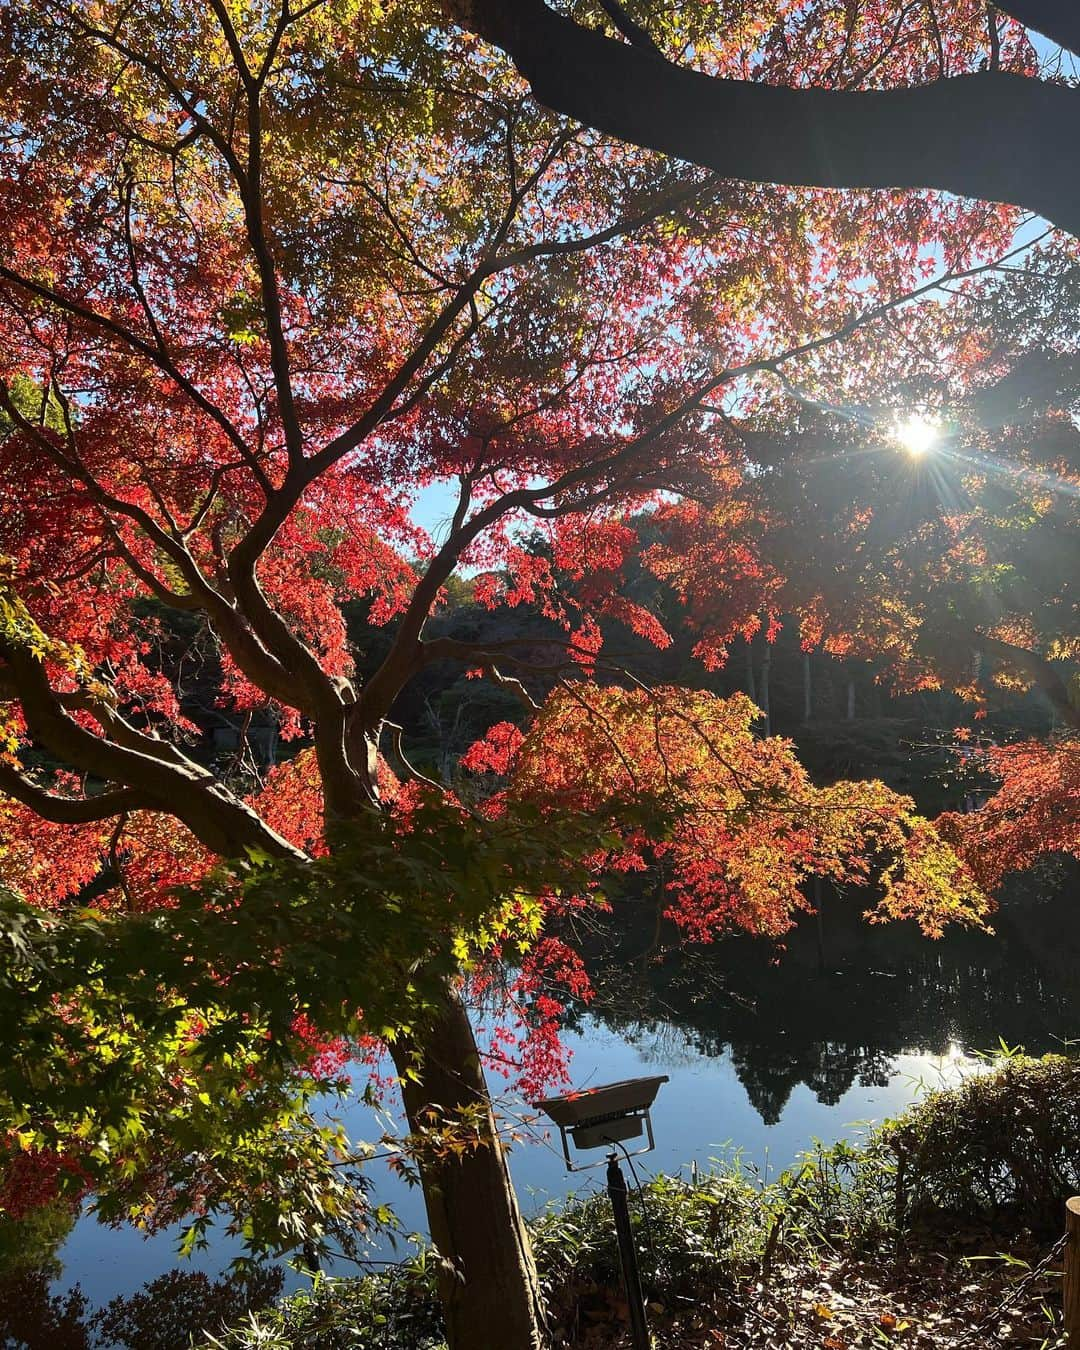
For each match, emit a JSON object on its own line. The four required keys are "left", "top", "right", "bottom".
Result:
{"left": 1065, "top": 1197, "right": 1080, "bottom": 1341}
{"left": 606, "top": 1152, "right": 650, "bottom": 1350}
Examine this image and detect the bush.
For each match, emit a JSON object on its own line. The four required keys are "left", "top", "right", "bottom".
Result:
{"left": 885, "top": 1052, "right": 1080, "bottom": 1232}
{"left": 206, "top": 1149, "right": 894, "bottom": 1349}
{"left": 202, "top": 1258, "right": 444, "bottom": 1350}
{"left": 207, "top": 1052, "right": 1080, "bottom": 1349}
{"left": 531, "top": 1141, "right": 894, "bottom": 1310}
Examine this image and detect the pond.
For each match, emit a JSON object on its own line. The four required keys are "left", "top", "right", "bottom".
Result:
{"left": 30, "top": 869, "right": 1080, "bottom": 1333}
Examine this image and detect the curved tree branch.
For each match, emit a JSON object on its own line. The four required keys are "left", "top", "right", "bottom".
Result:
{"left": 1, "top": 639, "right": 303, "bottom": 860}
{"left": 996, "top": 2, "right": 1080, "bottom": 57}
{"left": 974, "top": 632, "right": 1080, "bottom": 729}
{"left": 0, "top": 765, "right": 147, "bottom": 824}
{"left": 453, "top": 0, "right": 1080, "bottom": 238}
{"left": 0, "top": 377, "right": 312, "bottom": 715}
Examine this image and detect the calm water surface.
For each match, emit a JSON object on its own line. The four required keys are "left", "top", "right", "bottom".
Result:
{"left": 46, "top": 875, "right": 1080, "bottom": 1315}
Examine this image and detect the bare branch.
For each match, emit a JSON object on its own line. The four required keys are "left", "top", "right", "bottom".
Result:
{"left": 593, "top": 0, "right": 663, "bottom": 56}
{"left": 0, "top": 636, "right": 303, "bottom": 859}
{"left": 386, "top": 723, "right": 444, "bottom": 792}
{"left": 479, "top": 664, "right": 541, "bottom": 712}
{"left": 0, "top": 764, "right": 146, "bottom": 824}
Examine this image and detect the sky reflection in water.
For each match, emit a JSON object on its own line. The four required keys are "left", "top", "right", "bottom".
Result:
{"left": 54, "top": 874, "right": 1080, "bottom": 1308}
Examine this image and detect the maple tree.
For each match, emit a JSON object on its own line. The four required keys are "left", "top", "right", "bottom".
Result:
{"left": 939, "top": 738, "right": 1080, "bottom": 891}
{"left": 0, "top": 3, "right": 1049, "bottom": 1348}
{"left": 596, "top": 191, "right": 1074, "bottom": 733}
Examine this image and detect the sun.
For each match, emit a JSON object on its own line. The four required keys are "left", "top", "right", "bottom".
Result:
{"left": 894, "top": 413, "right": 940, "bottom": 457}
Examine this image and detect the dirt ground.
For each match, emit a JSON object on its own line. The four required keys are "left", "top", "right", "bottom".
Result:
{"left": 557, "top": 1230, "right": 1068, "bottom": 1348}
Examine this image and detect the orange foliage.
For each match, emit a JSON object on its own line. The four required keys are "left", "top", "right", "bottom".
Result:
{"left": 940, "top": 740, "right": 1080, "bottom": 891}
{"left": 499, "top": 685, "right": 990, "bottom": 939}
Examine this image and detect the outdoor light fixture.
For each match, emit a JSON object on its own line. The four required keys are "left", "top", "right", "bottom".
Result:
{"left": 534, "top": 1076, "right": 668, "bottom": 1350}
{"left": 533, "top": 1075, "right": 668, "bottom": 1171}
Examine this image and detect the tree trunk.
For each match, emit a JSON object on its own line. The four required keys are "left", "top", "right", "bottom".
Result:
{"left": 759, "top": 638, "right": 771, "bottom": 735}
{"left": 744, "top": 638, "right": 757, "bottom": 704}
{"left": 802, "top": 651, "right": 812, "bottom": 723}
{"left": 390, "top": 986, "right": 549, "bottom": 1350}
{"left": 846, "top": 677, "right": 856, "bottom": 721}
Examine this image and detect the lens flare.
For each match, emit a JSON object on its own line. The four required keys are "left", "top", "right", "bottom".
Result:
{"left": 894, "top": 414, "right": 939, "bottom": 457}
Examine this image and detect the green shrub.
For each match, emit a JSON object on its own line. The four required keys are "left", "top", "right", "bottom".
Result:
{"left": 207, "top": 1052, "right": 1080, "bottom": 1349}
{"left": 203, "top": 1257, "right": 444, "bottom": 1350}
{"left": 885, "top": 1052, "right": 1080, "bottom": 1232}
{"left": 530, "top": 1142, "right": 893, "bottom": 1307}
{"left": 206, "top": 1151, "right": 892, "bottom": 1349}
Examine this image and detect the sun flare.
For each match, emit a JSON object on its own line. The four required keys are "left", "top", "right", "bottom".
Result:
{"left": 894, "top": 414, "right": 940, "bottom": 457}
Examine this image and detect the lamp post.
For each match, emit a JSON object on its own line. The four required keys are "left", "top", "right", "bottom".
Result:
{"left": 534, "top": 1075, "right": 668, "bottom": 1350}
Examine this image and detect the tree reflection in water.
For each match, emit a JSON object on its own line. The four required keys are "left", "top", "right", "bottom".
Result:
{"left": 10, "top": 863, "right": 1078, "bottom": 1337}
{"left": 563, "top": 860, "right": 1080, "bottom": 1126}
